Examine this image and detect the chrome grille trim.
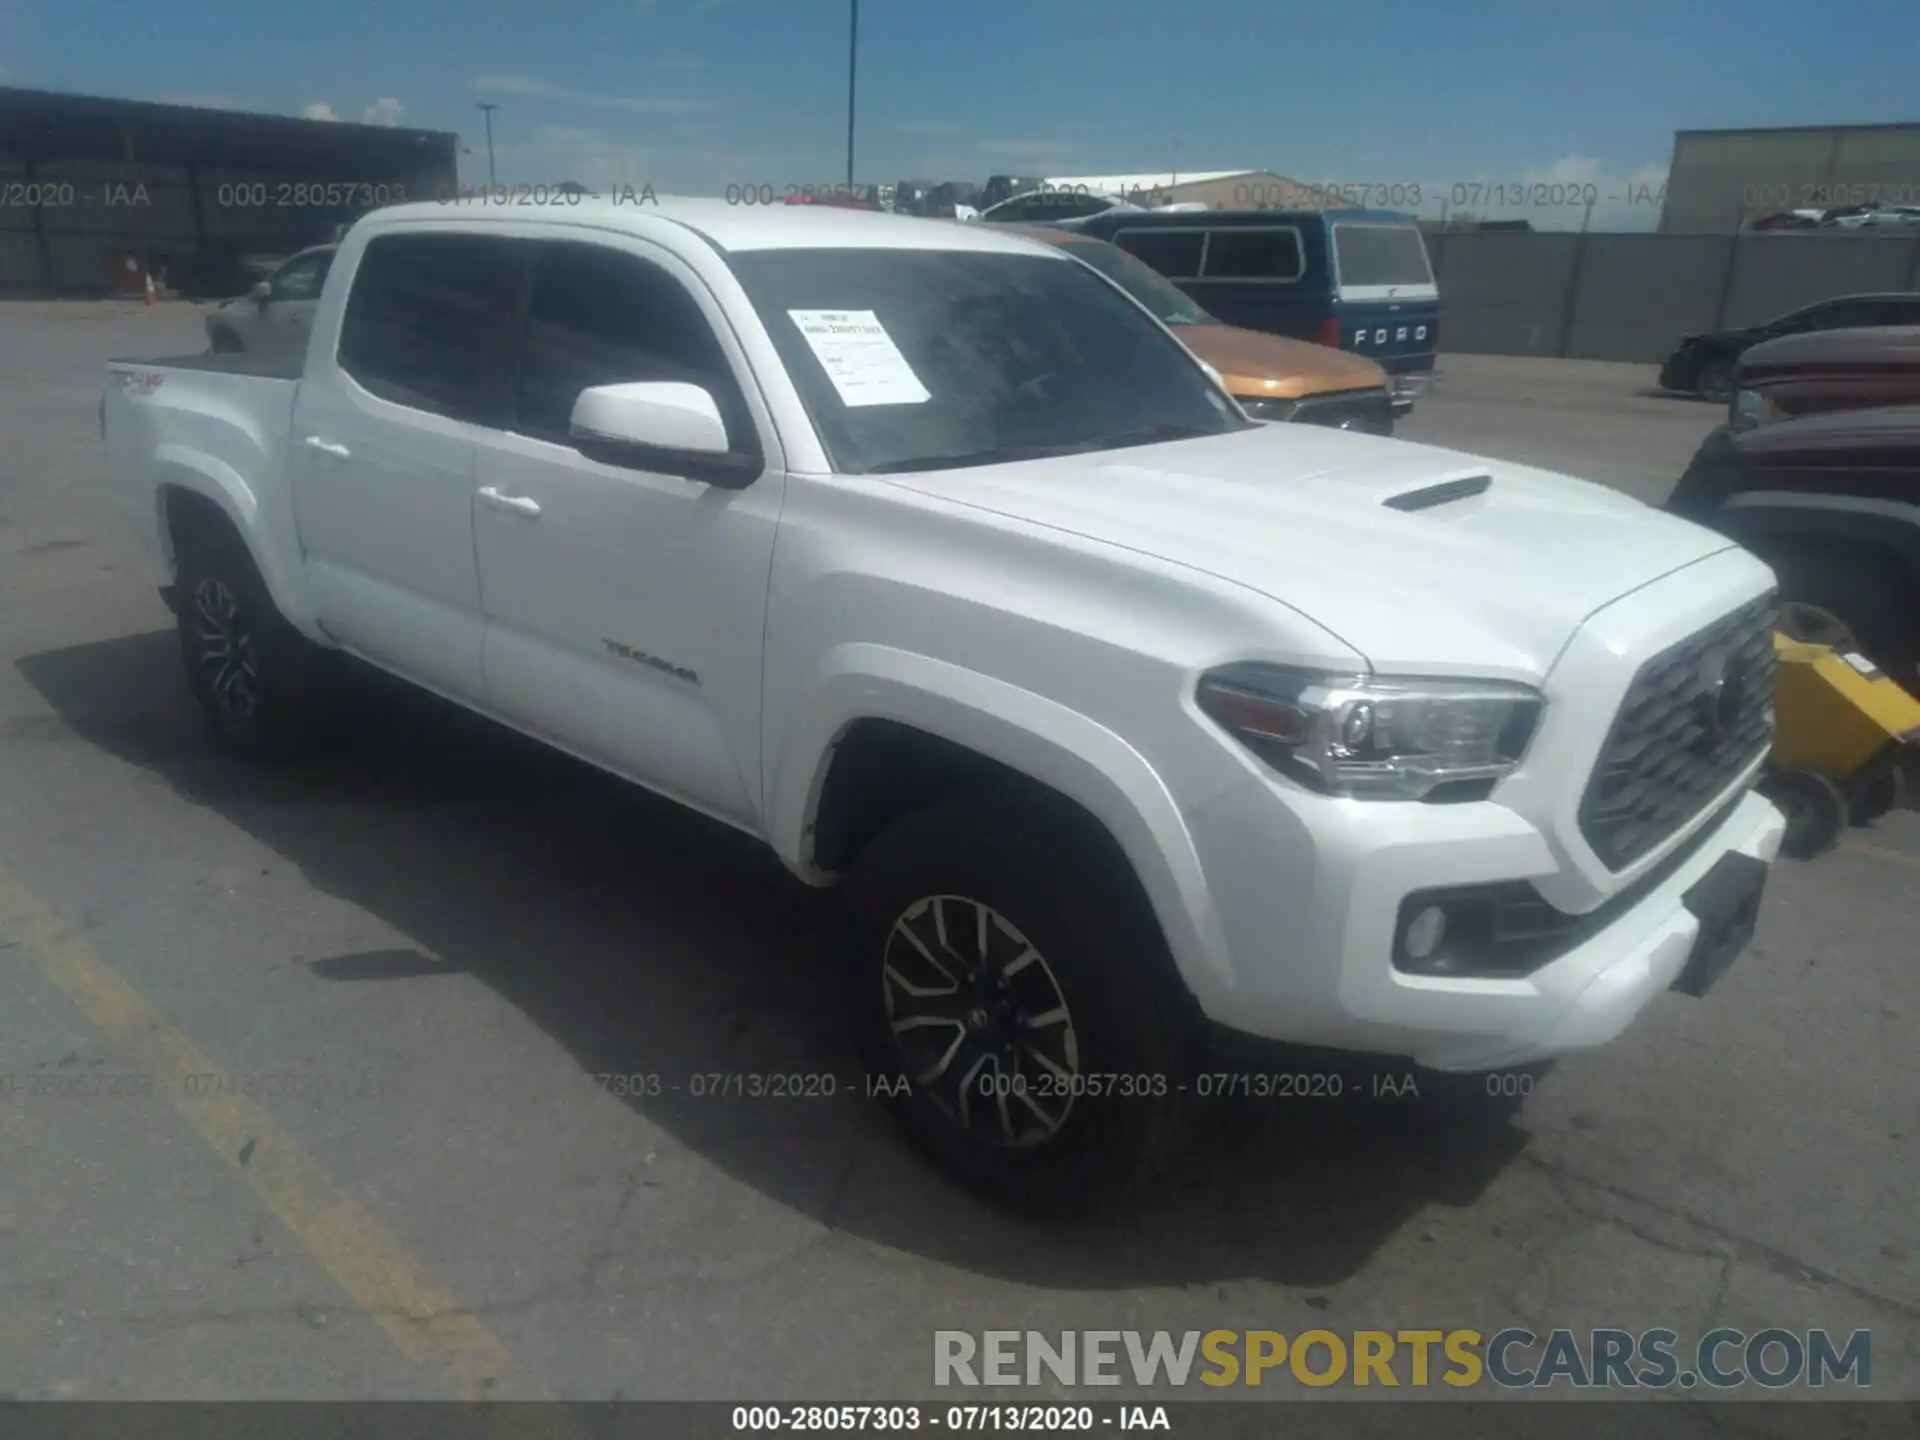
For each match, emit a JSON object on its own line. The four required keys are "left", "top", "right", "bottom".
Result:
{"left": 1577, "top": 590, "right": 1778, "bottom": 871}
{"left": 1286, "top": 389, "right": 1395, "bottom": 434}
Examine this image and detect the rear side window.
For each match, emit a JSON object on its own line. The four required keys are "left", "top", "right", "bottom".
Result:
{"left": 1200, "top": 228, "right": 1304, "bottom": 281}
{"left": 1810, "top": 298, "right": 1880, "bottom": 329}
{"left": 1113, "top": 229, "right": 1205, "bottom": 279}
{"left": 1331, "top": 223, "right": 1433, "bottom": 288}
{"left": 338, "top": 233, "right": 521, "bottom": 420}
{"left": 1869, "top": 297, "right": 1920, "bottom": 325}
{"left": 512, "top": 241, "right": 753, "bottom": 450}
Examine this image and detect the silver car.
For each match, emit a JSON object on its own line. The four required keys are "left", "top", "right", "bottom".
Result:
{"left": 205, "top": 245, "right": 336, "bottom": 354}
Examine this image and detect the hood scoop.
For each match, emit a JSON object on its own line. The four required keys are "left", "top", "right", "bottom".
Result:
{"left": 1382, "top": 472, "right": 1492, "bottom": 512}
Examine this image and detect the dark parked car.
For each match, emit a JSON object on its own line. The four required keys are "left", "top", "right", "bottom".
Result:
{"left": 1667, "top": 406, "right": 1920, "bottom": 689}
{"left": 1659, "top": 293, "right": 1920, "bottom": 403}
{"left": 1729, "top": 325, "right": 1920, "bottom": 434}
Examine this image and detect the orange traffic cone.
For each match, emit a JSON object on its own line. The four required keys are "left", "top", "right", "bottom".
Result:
{"left": 143, "top": 271, "right": 156, "bottom": 306}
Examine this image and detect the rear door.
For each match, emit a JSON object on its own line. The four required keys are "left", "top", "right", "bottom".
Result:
{"left": 1327, "top": 220, "right": 1439, "bottom": 377}
{"left": 286, "top": 229, "right": 521, "bottom": 702}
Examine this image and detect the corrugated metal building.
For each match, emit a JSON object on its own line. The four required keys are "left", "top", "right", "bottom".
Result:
{"left": 0, "top": 86, "right": 458, "bottom": 297}
{"left": 1659, "top": 123, "right": 1920, "bottom": 233}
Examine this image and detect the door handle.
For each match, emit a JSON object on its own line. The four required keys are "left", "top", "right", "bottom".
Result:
{"left": 302, "top": 436, "right": 351, "bottom": 460}
{"left": 477, "top": 486, "right": 542, "bottom": 517}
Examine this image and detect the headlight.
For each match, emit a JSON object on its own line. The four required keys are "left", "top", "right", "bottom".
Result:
{"left": 1729, "top": 388, "right": 1779, "bottom": 432}
{"left": 1237, "top": 396, "right": 1296, "bottom": 422}
{"left": 1196, "top": 664, "right": 1544, "bottom": 800}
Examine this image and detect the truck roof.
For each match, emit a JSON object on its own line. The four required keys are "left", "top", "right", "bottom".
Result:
{"left": 358, "top": 198, "right": 1064, "bottom": 257}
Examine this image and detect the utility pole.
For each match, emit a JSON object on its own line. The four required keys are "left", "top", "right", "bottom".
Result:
{"left": 845, "top": 0, "right": 859, "bottom": 188}
{"left": 476, "top": 102, "right": 499, "bottom": 187}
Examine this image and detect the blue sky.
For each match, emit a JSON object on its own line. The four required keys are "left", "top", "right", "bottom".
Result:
{"left": 3, "top": 0, "right": 1917, "bottom": 228}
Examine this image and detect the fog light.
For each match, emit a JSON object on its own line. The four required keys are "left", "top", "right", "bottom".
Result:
{"left": 1404, "top": 905, "right": 1448, "bottom": 962}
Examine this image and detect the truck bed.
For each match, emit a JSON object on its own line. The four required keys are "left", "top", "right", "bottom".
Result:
{"left": 109, "top": 350, "right": 304, "bottom": 381}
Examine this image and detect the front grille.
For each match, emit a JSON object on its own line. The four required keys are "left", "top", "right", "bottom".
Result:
{"left": 1287, "top": 389, "right": 1395, "bottom": 435}
{"left": 1578, "top": 591, "right": 1777, "bottom": 870}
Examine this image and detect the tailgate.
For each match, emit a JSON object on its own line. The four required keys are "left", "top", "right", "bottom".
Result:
{"left": 1330, "top": 219, "right": 1439, "bottom": 371}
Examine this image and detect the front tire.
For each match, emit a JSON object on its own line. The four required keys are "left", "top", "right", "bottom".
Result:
{"left": 835, "top": 798, "right": 1191, "bottom": 1217}
{"left": 1759, "top": 769, "right": 1849, "bottom": 860}
{"left": 1764, "top": 544, "right": 1919, "bottom": 692}
{"left": 174, "top": 525, "right": 331, "bottom": 760}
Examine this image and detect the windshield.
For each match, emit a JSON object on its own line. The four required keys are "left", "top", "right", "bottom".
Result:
{"left": 1052, "top": 237, "right": 1220, "bottom": 327}
{"left": 727, "top": 247, "right": 1247, "bottom": 475}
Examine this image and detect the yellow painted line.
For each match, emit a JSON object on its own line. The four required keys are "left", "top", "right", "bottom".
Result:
{"left": 0, "top": 865, "right": 549, "bottom": 1403}
{"left": 1838, "top": 838, "right": 1920, "bottom": 873}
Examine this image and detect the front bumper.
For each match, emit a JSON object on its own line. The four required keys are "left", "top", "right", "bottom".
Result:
{"left": 1389, "top": 371, "right": 1433, "bottom": 415}
{"left": 1181, "top": 778, "right": 1784, "bottom": 1074}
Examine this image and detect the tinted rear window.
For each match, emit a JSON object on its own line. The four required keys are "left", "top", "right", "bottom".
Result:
{"left": 1201, "top": 228, "right": 1303, "bottom": 281}
{"left": 1113, "top": 229, "right": 1205, "bottom": 279}
{"left": 1332, "top": 223, "right": 1433, "bottom": 288}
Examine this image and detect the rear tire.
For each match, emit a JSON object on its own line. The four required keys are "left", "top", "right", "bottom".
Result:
{"left": 208, "top": 326, "right": 242, "bottom": 354}
{"left": 173, "top": 522, "right": 332, "bottom": 760}
{"left": 834, "top": 798, "right": 1191, "bottom": 1218}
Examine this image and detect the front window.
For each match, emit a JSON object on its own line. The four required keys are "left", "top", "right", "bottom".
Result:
{"left": 727, "top": 247, "right": 1247, "bottom": 475}
{"left": 1053, "top": 238, "right": 1219, "bottom": 327}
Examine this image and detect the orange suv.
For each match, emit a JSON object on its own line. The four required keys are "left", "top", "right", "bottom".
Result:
{"left": 1012, "top": 225, "right": 1396, "bottom": 433}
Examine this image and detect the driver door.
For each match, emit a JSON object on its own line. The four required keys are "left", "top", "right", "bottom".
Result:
{"left": 472, "top": 237, "right": 783, "bottom": 827}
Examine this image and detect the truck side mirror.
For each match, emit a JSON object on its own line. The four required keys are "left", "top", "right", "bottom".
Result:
{"left": 252, "top": 280, "right": 272, "bottom": 307}
{"left": 567, "top": 381, "right": 761, "bottom": 489}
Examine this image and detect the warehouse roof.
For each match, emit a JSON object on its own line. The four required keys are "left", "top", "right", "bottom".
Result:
{"left": 0, "top": 86, "right": 457, "bottom": 171}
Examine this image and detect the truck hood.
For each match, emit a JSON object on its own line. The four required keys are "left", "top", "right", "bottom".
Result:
{"left": 1177, "top": 323, "right": 1387, "bottom": 400}
{"left": 883, "top": 426, "right": 1737, "bottom": 680}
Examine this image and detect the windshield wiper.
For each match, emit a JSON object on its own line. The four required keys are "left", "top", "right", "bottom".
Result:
{"left": 1098, "top": 422, "right": 1217, "bottom": 449}
{"left": 866, "top": 440, "right": 1108, "bottom": 474}
{"left": 867, "top": 424, "right": 1217, "bottom": 475}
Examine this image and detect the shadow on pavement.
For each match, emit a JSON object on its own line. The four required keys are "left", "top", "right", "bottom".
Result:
{"left": 19, "top": 629, "right": 1528, "bottom": 1291}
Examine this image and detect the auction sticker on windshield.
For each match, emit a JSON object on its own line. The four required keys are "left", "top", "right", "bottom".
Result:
{"left": 787, "top": 310, "right": 931, "bottom": 407}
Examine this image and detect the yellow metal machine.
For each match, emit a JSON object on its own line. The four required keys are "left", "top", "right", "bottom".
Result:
{"left": 1759, "top": 634, "right": 1920, "bottom": 857}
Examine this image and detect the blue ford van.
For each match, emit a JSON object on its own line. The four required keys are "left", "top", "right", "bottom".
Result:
{"left": 1069, "top": 207, "right": 1440, "bottom": 414}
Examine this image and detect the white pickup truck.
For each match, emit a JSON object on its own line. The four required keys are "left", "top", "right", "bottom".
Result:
{"left": 105, "top": 199, "right": 1786, "bottom": 1213}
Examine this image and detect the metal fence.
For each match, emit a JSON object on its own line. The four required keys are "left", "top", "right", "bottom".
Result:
{"left": 1427, "top": 230, "right": 1920, "bottom": 362}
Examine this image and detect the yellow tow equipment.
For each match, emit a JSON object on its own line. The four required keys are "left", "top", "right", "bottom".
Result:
{"left": 1758, "top": 633, "right": 1920, "bottom": 858}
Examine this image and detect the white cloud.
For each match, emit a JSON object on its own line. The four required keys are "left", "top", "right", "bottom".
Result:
{"left": 300, "top": 101, "right": 339, "bottom": 121}
{"left": 156, "top": 91, "right": 255, "bottom": 111}
{"left": 361, "top": 97, "right": 404, "bottom": 126}
{"left": 472, "top": 73, "right": 709, "bottom": 112}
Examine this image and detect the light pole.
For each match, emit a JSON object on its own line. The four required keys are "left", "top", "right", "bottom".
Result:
{"left": 845, "top": 0, "right": 858, "bottom": 189}
{"left": 476, "top": 102, "right": 499, "bottom": 187}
